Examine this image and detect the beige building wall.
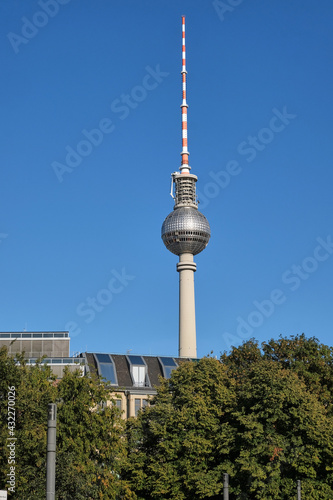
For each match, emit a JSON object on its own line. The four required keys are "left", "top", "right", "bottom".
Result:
{"left": 106, "top": 392, "right": 152, "bottom": 419}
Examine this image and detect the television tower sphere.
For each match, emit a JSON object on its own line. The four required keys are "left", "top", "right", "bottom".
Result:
{"left": 161, "top": 206, "right": 210, "bottom": 256}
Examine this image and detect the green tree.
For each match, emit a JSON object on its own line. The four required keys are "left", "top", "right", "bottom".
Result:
{"left": 125, "top": 357, "right": 236, "bottom": 499}
{"left": 262, "top": 334, "right": 333, "bottom": 413}
{"left": 220, "top": 338, "right": 262, "bottom": 375}
{"left": 222, "top": 334, "right": 333, "bottom": 412}
{"left": 126, "top": 341, "right": 333, "bottom": 499}
{"left": 0, "top": 347, "right": 135, "bottom": 499}
{"left": 228, "top": 360, "right": 333, "bottom": 499}
{"left": 0, "top": 346, "right": 57, "bottom": 498}
{"left": 0, "top": 346, "right": 21, "bottom": 489}
{"left": 221, "top": 337, "right": 333, "bottom": 498}
{"left": 55, "top": 367, "right": 135, "bottom": 500}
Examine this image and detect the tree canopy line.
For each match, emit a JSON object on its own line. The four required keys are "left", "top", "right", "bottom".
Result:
{"left": 1, "top": 334, "right": 333, "bottom": 499}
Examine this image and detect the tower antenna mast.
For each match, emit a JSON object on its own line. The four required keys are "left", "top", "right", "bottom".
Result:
{"left": 180, "top": 15, "right": 190, "bottom": 174}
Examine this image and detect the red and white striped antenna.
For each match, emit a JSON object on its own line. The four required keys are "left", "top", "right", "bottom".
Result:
{"left": 180, "top": 15, "right": 190, "bottom": 174}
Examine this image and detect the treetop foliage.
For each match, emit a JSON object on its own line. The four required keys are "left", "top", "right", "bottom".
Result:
{"left": 126, "top": 335, "right": 333, "bottom": 499}
{"left": 0, "top": 347, "right": 135, "bottom": 500}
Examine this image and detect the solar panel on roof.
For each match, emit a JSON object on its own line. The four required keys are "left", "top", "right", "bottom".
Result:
{"left": 128, "top": 355, "right": 145, "bottom": 365}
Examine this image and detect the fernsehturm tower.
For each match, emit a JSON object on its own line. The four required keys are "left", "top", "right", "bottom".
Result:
{"left": 161, "top": 16, "right": 210, "bottom": 358}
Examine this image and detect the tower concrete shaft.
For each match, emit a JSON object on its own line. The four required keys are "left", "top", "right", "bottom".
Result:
{"left": 177, "top": 253, "right": 197, "bottom": 357}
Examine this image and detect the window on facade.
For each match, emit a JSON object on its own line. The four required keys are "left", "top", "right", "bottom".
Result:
{"left": 158, "top": 357, "right": 178, "bottom": 379}
{"left": 134, "top": 398, "right": 141, "bottom": 416}
{"left": 135, "top": 398, "right": 148, "bottom": 416}
{"left": 127, "top": 355, "right": 145, "bottom": 365}
{"left": 132, "top": 365, "right": 146, "bottom": 386}
{"left": 127, "top": 355, "right": 149, "bottom": 387}
{"left": 93, "top": 353, "right": 118, "bottom": 385}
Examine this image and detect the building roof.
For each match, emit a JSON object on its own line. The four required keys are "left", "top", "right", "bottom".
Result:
{"left": 83, "top": 353, "right": 196, "bottom": 392}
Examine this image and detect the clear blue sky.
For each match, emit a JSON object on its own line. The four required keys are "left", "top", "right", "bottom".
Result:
{"left": 1, "top": 0, "right": 332, "bottom": 357}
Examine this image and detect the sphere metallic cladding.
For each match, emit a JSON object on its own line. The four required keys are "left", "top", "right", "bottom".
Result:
{"left": 161, "top": 206, "right": 210, "bottom": 256}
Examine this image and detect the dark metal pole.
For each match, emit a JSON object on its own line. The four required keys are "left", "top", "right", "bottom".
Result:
{"left": 46, "top": 403, "right": 57, "bottom": 500}
{"left": 297, "top": 479, "right": 301, "bottom": 500}
{"left": 223, "top": 473, "right": 229, "bottom": 500}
